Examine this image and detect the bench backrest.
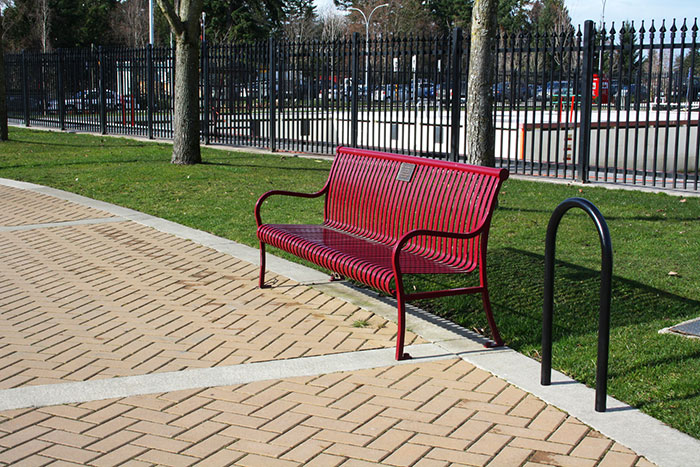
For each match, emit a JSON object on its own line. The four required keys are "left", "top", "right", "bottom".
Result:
{"left": 324, "top": 147, "right": 509, "bottom": 270}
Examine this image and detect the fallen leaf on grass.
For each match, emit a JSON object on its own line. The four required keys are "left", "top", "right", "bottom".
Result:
{"left": 668, "top": 271, "right": 680, "bottom": 277}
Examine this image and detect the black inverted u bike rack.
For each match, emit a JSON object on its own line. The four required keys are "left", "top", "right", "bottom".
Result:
{"left": 541, "top": 198, "right": 613, "bottom": 413}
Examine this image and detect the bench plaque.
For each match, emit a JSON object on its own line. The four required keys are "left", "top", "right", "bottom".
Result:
{"left": 397, "top": 163, "right": 416, "bottom": 182}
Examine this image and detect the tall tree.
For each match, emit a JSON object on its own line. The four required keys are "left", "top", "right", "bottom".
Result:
{"left": 676, "top": 50, "right": 700, "bottom": 77}
{"left": 425, "top": 0, "right": 472, "bottom": 33}
{"left": 50, "top": 0, "right": 117, "bottom": 48}
{"left": 33, "top": 0, "right": 51, "bottom": 51}
{"left": 319, "top": 6, "right": 347, "bottom": 42}
{"left": 381, "top": 0, "right": 436, "bottom": 36}
{"left": 465, "top": 0, "right": 498, "bottom": 166}
{"left": 497, "top": 0, "right": 529, "bottom": 33}
{"left": 528, "top": 0, "right": 572, "bottom": 33}
{"left": 204, "top": 0, "right": 283, "bottom": 43}
{"left": 615, "top": 21, "right": 642, "bottom": 80}
{"left": 282, "top": 0, "right": 317, "bottom": 40}
{"left": 528, "top": 0, "right": 574, "bottom": 70}
{"left": 156, "top": 0, "right": 202, "bottom": 164}
{"left": 332, "top": 0, "right": 352, "bottom": 11}
{"left": 2, "top": 0, "right": 49, "bottom": 51}
{"left": 111, "top": 0, "right": 149, "bottom": 47}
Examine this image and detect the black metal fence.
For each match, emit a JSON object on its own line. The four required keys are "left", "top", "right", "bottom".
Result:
{"left": 5, "top": 18, "right": 699, "bottom": 191}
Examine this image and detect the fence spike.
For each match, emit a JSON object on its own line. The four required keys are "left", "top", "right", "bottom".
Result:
{"left": 659, "top": 19, "right": 666, "bottom": 34}
{"left": 649, "top": 20, "right": 656, "bottom": 34}
{"left": 680, "top": 19, "right": 688, "bottom": 33}
{"left": 670, "top": 19, "right": 677, "bottom": 33}
{"left": 619, "top": 23, "right": 627, "bottom": 37}
{"left": 639, "top": 21, "right": 646, "bottom": 35}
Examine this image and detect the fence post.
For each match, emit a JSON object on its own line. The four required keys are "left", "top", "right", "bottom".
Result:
{"left": 351, "top": 32, "right": 359, "bottom": 148}
{"left": 577, "top": 20, "right": 595, "bottom": 183}
{"left": 269, "top": 38, "right": 277, "bottom": 152}
{"left": 147, "top": 45, "right": 154, "bottom": 139}
{"left": 57, "top": 49, "right": 65, "bottom": 130}
{"left": 202, "top": 40, "right": 210, "bottom": 145}
{"left": 98, "top": 47, "right": 107, "bottom": 135}
{"left": 21, "top": 50, "right": 29, "bottom": 127}
{"left": 449, "top": 28, "right": 463, "bottom": 162}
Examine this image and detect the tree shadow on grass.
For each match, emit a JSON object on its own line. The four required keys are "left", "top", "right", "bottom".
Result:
{"left": 407, "top": 247, "right": 700, "bottom": 350}
{"left": 8, "top": 137, "right": 151, "bottom": 149}
{"left": 0, "top": 158, "right": 153, "bottom": 170}
{"left": 497, "top": 205, "right": 698, "bottom": 222}
{"left": 201, "top": 160, "right": 330, "bottom": 172}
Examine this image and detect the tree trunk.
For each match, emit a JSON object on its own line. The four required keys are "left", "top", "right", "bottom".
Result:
{"left": 171, "top": 34, "right": 201, "bottom": 164}
{"left": 0, "top": 17, "right": 8, "bottom": 141}
{"left": 157, "top": 0, "right": 202, "bottom": 164}
{"left": 465, "top": 0, "right": 498, "bottom": 166}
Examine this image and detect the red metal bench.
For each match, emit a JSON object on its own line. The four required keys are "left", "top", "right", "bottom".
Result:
{"left": 255, "top": 147, "right": 509, "bottom": 360}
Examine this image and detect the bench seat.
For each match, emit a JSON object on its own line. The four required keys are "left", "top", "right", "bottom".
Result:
{"left": 258, "top": 224, "right": 471, "bottom": 294}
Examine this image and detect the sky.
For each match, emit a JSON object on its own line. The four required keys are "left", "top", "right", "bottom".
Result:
{"left": 315, "top": 0, "right": 699, "bottom": 29}
{"left": 566, "top": 0, "right": 698, "bottom": 29}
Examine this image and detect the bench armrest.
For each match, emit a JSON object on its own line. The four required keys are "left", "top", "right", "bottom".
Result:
{"left": 391, "top": 226, "right": 486, "bottom": 271}
{"left": 255, "top": 187, "right": 328, "bottom": 226}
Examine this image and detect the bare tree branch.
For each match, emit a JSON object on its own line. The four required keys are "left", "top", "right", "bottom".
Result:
{"left": 155, "top": 0, "right": 184, "bottom": 36}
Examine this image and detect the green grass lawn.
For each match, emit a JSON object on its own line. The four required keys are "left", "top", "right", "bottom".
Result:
{"left": 2, "top": 127, "right": 700, "bottom": 438}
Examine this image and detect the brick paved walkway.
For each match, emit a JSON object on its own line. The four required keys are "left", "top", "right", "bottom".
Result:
{"left": 0, "top": 181, "right": 683, "bottom": 466}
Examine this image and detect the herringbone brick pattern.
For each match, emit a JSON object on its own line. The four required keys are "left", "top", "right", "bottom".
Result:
{"left": 0, "top": 185, "right": 115, "bottom": 226}
{"left": 0, "top": 359, "right": 654, "bottom": 466}
{"left": 0, "top": 219, "right": 419, "bottom": 389}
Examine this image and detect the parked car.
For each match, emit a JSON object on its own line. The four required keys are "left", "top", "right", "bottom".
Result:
{"left": 345, "top": 84, "right": 367, "bottom": 98}
{"left": 537, "top": 81, "right": 575, "bottom": 101}
{"left": 318, "top": 86, "right": 340, "bottom": 100}
{"left": 48, "top": 89, "right": 122, "bottom": 113}
{"left": 439, "top": 81, "right": 467, "bottom": 105}
{"left": 670, "top": 75, "right": 700, "bottom": 102}
{"left": 414, "top": 80, "right": 436, "bottom": 99}
{"left": 6, "top": 93, "right": 42, "bottom": 112}
{"left": 614, "top": 83, "right": 649, "bottom": 100}
{"left": 517, "top": 83, "right": 536, "bottom": 100}
{"left": 373, "top": 84, "right": 412, "bottom": 103}
{"left": 493, "top": 82, "right": 511, "bottom": 100}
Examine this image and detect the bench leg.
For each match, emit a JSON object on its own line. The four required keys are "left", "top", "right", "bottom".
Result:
{"left": 482, "top": 289, "right": 504, "bottom": 347}
{"left": 395, "top": 285, "right": 411, "bottom": 361}
{"left": 258, "top": 242, "right": 268, "bottom": 289}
